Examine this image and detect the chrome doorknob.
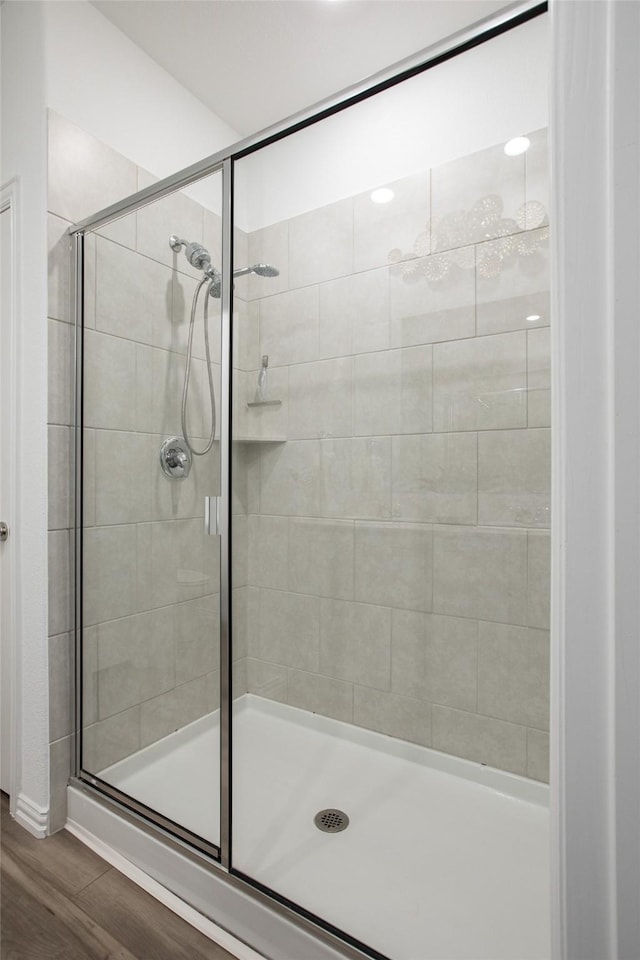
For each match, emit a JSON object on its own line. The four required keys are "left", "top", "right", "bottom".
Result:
{"left": 0, "top": 521, "right": 8, "bottom": 542}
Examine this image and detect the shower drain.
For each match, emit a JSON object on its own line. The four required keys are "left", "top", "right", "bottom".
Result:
{"left": 314, "top": 809, "right": 350, "bottom": 833}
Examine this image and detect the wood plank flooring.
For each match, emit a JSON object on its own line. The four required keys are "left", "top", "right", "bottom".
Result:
{"left": 0, "top": 793, "right": 240, "bottom": 960}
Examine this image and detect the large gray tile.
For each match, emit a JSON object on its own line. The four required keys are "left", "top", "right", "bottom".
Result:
{"left": 527, "top": 728, "right": 550, "bottom": 782}
{"left": 147, "top": 518, "right": 206, "bottom": 609}
{"left": 98, "top": 609, "right": 175, "bottom": 720}
{"left": 288, "top": 358, "right": 353, "bottom": 439}
{"left": 432, "top": 705, "right": 527, "bottom": 775}
{"left": 245, "top": 658, "right": 288, "bottom": 703}
{"left": 319, "top": 266, "right": 390, "bottom": 357}
{"left": 392, "top": 433, "right": 477, "bottom": 524}
{"left": 49, "top": 633, "right": 73, "bottom": 742}
{"left": 289, "top": 518, "right": 354, "bottom": 600}
{"left": 320, "top": 599, "right": 391, "bottom": 690}
{"left": 232, "top": 514, "right": 248, "bottom": 588}
{"left": 354, "top": 522, "right": 432, "bottom": 612}
{"left": 233, "top": 297, "right": 260, "bottom": 372}
{"left": 48, "top": 319, "right": 73, "bottom": 426}
{"left": 84, "top": 232, "right": 97, "bottom": 329}
{"left": 391, "top": 610, "right": 478, "bottom": 712}
{"left": 259, "top": 286, "right": 319, "bottom": 367}
{"left": 354, "top": 345, "right": 432, "bottom": 437}
{"left": 49, "top": 530, "right": 72, "bottom": 636}
{"left": 259, "top": 441, "right": 320, "bottom": 516}
{"left": 320, "top": 437, "right": 391, "bottom": 520}
{"left": 203, "top": 206, "right": 224, "bottom": 287}
{"left": 83, "top": 707, "right": 140, "bottom": 773}
{"left": 48, "top": 214, "right": 71, "bottom": 323}
{"left": 83, "top": 524, "right": 139, "bottom": 626}
{"left": 94, "top": 430, "right": 151, "bottom": 526}
{"left": 287, "top": 670, "right": 353, "bottom": 723}
{"left": 139, "top": 676, "right": 208, "bottom": 748}
{"left": 84, "top": 330, "right": 137, "bottom": 431}
{"left": 48, "top": 425, "right": 73, "bottom": 530}
{"left": 389, "top": 249, "right": 476, "bottom": 347}
{"left": 433, "top": 331, "right": 527, "bottom": 432}
{"left": 83, "top": 626, "right": 99, "bottom": 726}
{"left": 95, "top": 237, "right": 171, "bottom": 344}
{"left": 232, "top": 587, "right": 259, "bottom": 662}
{"left": 527, "top": 326, "right": 551, "bottom": 428}
{"left": 136, "top": 175, "right": 205, "bottom": 272}
{"left": 433, "top": 525, "right": 528, "bottom": 625}
{"left": 243, "top": 366, "right": 289, "bottom": 439}
{"left": 528, "top": 530, "right": 551, "bottom": 629}
{"left": 171, "top": 271, "right": 223, "bottom": 364}
{"left": 478, "top": 623, "right": 550, "bottom": 730}
{"left": 174, "top": 596, "right": 220, "bottom": 688}
{"left": 246, "top": 220, "right": 290, "bottom": 300}
{"left": 478, "top": 428, "right": 551, "bottom": 527}
{"left": 232, "top": 659, "right": 248, "bottom": 700}
{"left": 136, "top": 344, "right": 202, "bottom": 438}
{"left": 247, "top": 514, "right": 289, "bottom": 590}
{"left": 354, "top": 686, "right": 431, "bottom": 747}
{"left": 430, "top": 141, "right": 525, "bottom": 252}
{"left": 48, "top": 111, "right": 138, "bottom": 234}
{"left": 476, "top": 227, "right": 550, "bottom": 335}
{"left": 83, "top": 429, "right": 96, "bottom": 528}
{"left": 256, "top": 589, "right": 320, "bottom": 671}
{"left": 354, "top": 170, "right": 430, "bottom": 273}
{"left": 288, "top": 198, "right": 354, "bottom": 288}
{"left": 149, "top": 433, "right": 217, "bottom": 524}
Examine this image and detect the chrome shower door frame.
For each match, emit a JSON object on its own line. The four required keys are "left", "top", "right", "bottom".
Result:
{"left": 69, "top": 3, "right": 548, "bottom": 957}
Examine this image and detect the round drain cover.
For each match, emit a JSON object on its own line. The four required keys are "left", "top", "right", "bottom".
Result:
{"left": 314, "top": 809, "right": 349, "bottom": 833}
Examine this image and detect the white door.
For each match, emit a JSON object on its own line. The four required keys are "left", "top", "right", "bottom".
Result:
{"left": 0, "top": 199, "right": 14, "bottom": 795}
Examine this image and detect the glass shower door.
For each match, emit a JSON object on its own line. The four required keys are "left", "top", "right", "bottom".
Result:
{"left": 80, "top": 169, "right": 224, "bottom": 850}
{"left": 229, "top": 13, "right": 550, "bottom": 960}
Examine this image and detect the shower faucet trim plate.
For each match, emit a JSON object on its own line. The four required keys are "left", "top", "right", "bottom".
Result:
{"left": 159, "top": 437, "right": 192, "bottom": 479}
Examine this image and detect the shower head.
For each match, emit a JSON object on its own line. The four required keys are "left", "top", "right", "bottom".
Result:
{"left": 169, "top": 236, "right": 212, "bottom": 272}
{"left": 233, "top": 263, "right": 280, "bottom": 278}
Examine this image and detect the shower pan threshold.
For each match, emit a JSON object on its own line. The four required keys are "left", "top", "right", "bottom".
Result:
{"left": 97, "top": 695, "right": 550, "bottom": 960}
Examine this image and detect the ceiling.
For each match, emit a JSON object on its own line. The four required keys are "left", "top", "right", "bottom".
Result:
{"left": 91, "top": 0, "right": 512, "bottom": 137}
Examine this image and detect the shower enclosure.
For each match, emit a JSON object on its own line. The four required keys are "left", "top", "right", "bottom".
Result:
{"left": 70, "top": 5, "right": 550, "bottom": 958}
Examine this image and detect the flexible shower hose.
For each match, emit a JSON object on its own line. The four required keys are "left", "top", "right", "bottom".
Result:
{"left": 181, "top": 276, "right": 217, "bottom": 456}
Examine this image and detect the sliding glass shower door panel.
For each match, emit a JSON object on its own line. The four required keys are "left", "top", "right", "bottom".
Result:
{"left": 230, "top": 13, "right": 551, "bottom": 960}
{"left": 81, "top": 170, "right": 224, "bottom": 848}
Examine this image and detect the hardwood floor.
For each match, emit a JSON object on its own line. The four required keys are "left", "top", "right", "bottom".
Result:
{"left": 0, "top": 793, "right": 240, "bottom": 960}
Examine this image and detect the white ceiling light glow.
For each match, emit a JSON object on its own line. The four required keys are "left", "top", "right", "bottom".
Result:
{"left": 370, "top": 188, "right": 394, "bottom": 204}
{"left": 526, "top": 314, "right": 542, "bottom": 322}
{"left": 504, "top": 136, "right": 531, "bottom": 156}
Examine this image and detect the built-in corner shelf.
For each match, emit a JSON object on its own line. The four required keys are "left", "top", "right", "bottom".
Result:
{"left": 246, "top": 399, "right": 282, "bottom": 408}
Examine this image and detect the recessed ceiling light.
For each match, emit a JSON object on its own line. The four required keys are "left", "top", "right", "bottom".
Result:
{"left": 504, "top": 136, "right": 531, "bottom": 156}
{"left": 526, "top": 314, "right": 541, "bottom": 322}
{"left": 370, "top": 188, "right": 394, "bottom": 204}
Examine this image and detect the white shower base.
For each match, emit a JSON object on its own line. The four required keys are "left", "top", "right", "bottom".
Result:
{"left": 102, "top": 695, "right": 550, "bottom": 960}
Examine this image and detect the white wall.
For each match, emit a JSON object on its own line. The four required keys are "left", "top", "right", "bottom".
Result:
{"left": 0, "top": 0, "right": 51, "bottom": 836}
{"left": 235, "top": 13, "right": 548, "bottom": 231}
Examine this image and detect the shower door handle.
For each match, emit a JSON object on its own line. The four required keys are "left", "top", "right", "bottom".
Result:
{"left": 204, "top": 496, "right": 221, "bottom": 536}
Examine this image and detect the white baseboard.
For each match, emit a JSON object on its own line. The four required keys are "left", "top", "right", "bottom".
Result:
{"left": 14, "top": 792, "right": 48, "bottom": 838}
{"left": 65, "top": 817, "right": 266, "bottom": 960}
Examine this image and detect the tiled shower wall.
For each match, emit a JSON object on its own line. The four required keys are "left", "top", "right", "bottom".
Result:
{"left": 47, "top": 111, "right": 550, "bottom": 834}
{"left": 236, "top": 129, "right": 551, "bottom": 781}
{"left": 46, "top": 112, "right": 253, "bottom": 826}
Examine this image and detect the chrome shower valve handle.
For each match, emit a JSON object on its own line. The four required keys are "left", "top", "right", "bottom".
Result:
{"left": 159, "top": 437, "right": 192, "bottom": 479}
